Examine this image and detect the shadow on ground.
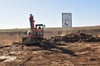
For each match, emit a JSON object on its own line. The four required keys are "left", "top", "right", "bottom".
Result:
{"left": 25, "top": 40, "right": 77, "bottom": 56}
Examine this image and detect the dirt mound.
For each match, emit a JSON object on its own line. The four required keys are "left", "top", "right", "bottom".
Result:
{"left": 50, "top": 32, "right": 100, "bottom": 42}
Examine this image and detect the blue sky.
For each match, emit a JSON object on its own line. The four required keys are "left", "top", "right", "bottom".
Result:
{"left": 0, "top": 0, "right": 100, "bottom": 29}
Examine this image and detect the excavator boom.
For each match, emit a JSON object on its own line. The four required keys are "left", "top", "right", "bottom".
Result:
{"left": 29, "top": 14, "right": 35, "bottom": 37}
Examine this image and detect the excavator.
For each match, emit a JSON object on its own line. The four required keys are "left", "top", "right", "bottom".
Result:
{"left": 22, "top": 14, "right": 45, "bottom": 45}
{"left": 14, "top": 14, "right": 77, "bottom": 56}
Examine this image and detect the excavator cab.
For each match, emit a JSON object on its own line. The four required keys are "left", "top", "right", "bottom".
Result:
{"left": 34, "top": 24, "right": 44, "bottom": 39}
{"left": 22, "top": 24, "right": 44, "bottom": 45}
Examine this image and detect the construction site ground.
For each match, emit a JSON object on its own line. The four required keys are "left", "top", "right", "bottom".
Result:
{"left": 0, "top": 27, "right": 100, "bottom": 66}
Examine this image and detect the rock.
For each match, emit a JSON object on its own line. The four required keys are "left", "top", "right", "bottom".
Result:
{"left": 0, "top": 56, "right": 16, "bottom": 62}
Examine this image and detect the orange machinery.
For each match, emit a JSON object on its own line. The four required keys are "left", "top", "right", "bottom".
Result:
{"left": 22, "top": 14, "right": 45, "bottom": 45}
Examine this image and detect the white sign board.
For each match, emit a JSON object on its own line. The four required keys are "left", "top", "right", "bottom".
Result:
{"left": 62, "top": 13, "right": 72, "bottom": 28}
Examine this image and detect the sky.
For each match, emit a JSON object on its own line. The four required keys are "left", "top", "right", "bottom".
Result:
{"left": 0, "top": 0, "right": 100, "bottom": 29}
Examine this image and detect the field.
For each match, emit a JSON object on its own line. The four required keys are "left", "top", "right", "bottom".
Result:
{"left": 0, "top": 26, "right": 100, "bottom": 66}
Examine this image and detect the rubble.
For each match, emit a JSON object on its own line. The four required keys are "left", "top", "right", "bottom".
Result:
{"left": 50, "top": 32, "right": 100, "bottom": 42}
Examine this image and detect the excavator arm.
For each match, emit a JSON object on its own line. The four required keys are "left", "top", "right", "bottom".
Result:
{"left": 29, "top": 14, "right": 35, "bottom": 37}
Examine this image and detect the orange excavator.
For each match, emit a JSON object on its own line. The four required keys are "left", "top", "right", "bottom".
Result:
{"left": 22, "top": 14, "right": 45, "bottom": 45}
